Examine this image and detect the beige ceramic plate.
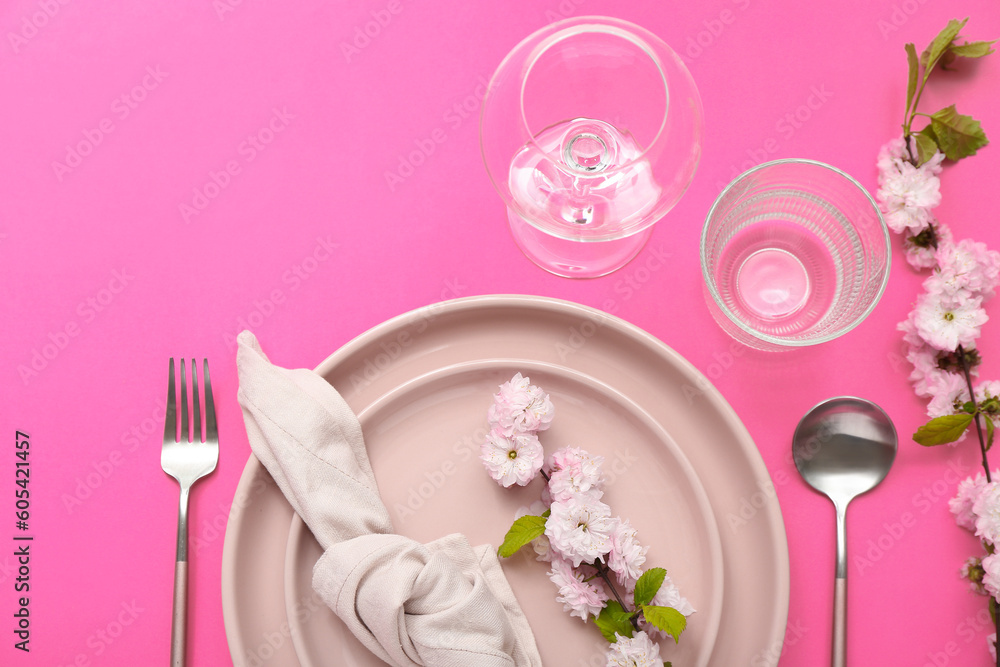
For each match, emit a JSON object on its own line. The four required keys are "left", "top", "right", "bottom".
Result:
{"left": 221, "top": 295, "right": 789, "bottom": 667}
{"left": 282, "top": 360, "right": 723, "bottom": 667}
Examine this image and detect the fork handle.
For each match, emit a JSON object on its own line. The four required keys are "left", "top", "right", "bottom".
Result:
{"left": 172, "top": 485, "right": 190, "bottom": 667}
{"left": 171, "top": 560, "right": 187, "bottom": 667}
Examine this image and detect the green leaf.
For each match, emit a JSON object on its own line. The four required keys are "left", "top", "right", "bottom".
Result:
{"left": 914, "top": 126, "right": 939, "bottom": 165}
{"left": 497, "top": 515, "right": 546, "bottom": 558}
{"left": 905, "top": 42, "right": 919, "bottom": 117}
{"left": 961, "top": 401, "right": 977, "bottom": 414}
{"left": 920, "top": 18, "right": 968, "bottom": 71}
{"left": 986, "top": 416, "right": 995, "bottom": 452}
{"left": 592, "top": 601, "right": 634, "bottom": 643}
{"left": 930, "top": 105, "right": 990, "bottom": 160}
{"left": 633, "top": 568, "right": 667, "bottom": 607}
{"left": 948, "top": 40, "right": 997, "bottom": 60}
{"left": 913, "top": 413, "right": 975, "bottom": 446}
{"left": 640, "top": 605, "right": 686, "bottom": 643}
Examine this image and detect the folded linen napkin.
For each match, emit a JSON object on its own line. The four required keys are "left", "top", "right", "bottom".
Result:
{"left": 236, "top": 331, "right": 542, "bottom": 667}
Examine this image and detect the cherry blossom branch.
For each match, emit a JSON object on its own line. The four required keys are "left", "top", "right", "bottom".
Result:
{"left": 959, "top": 344, "right": 993, "bottom": 484}
{"left": 593, "top": 561, "right": 640, "bottom": 632}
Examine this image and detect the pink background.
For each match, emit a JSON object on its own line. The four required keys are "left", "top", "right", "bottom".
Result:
{"left": 2, "top": 0, "right": 1000, "bottom": 665}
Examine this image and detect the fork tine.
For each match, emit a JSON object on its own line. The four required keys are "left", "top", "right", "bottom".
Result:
{"left": 164, "top": 358, "right": 177, "bottom": 443}
{"left": 192, "top": 359, "right": 201, "bottom": 443}
{"left": 204, "top": 359, "right": 218, "bottom": 443}
{"left": 180, "top": 359, "right": 189, "bottom": 443}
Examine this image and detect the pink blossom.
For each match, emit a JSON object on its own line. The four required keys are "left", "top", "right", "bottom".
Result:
{"left": 480, "top": 429, "right": 544, "bottom": 487}
{"left": 973, "top": 482, "right": 1000, "bottom": 546}
{"left": 926, "top": 372, "right": 970, "bottom": 419}
{"left": 990, "top": 634, "right": 998, "bottom": 662}
{"left": 930, "top": 238, "right": 1000, "bottom": 300}
{"left": 487, "top": 373, "right": 555, "bottom": 436}
{"left": 876, "top": 137, "right": 907, "bottom": 181}
{"left": 984, "top": 554, "right": 1000, "bottom": 601}
{"left": 877, "top": 158, "right": 942, "bottom": 234}
{"left": 546, "top": 446, "right": 605, "bottom": 503}
{"left": 545, "top": 495, "right": 616, "bottom": 567}
{"left": 912, "top": 291, "right": 988, "bottom": 352}
{"left": 905, "top": 237, "right": 941, "bottom": 270}
{"left": 905, "top": 343, "right": 944, "bottom": 398}
{"left": 951, "top": 473, "right": 993, "bottom": 531}
{"left": 650, "top": 574, "right": 696, "bottom": 616}
{"left": 605, "top": 630, "right": 663, "bottom": 667}
{"left": 975, "top": 380, "right": 1000, "bottom": 404}
{"left": 607, "top": 519, "right": 648, "bottom": 587}
{"left": 547, "top": 556, "right": 608, "bottom": 621}
{"left": 960, "top": 557, "right": 987, "bottom": 595}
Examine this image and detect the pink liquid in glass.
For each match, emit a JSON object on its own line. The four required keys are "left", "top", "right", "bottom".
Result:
{"left": 715, "top": 221, "right": 837, "bottom": 336}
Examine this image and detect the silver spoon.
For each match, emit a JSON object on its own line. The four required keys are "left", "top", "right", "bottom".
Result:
{"left": 792, "top": 396, "right": 897, "bottom": 667}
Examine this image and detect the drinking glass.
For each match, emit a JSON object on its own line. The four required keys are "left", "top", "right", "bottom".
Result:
{"left": 701, "top": 159, "right": 890, "bottom": 350}
{"left": 480, "top": 16, "right": 703, "bottom": 278}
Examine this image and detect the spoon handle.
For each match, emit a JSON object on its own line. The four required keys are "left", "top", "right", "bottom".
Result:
{"left": 833, "top": 504, "right": 847, "bottom": 667}
{"left": 833, "top": 577, "right": 846, "bottom": 667}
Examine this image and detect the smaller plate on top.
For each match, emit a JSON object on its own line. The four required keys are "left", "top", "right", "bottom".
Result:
{"left": 283, "top": 359, "right": 724, "bottom": 667}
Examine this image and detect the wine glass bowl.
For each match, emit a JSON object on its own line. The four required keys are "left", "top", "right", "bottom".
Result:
{"left": 480, "top": 16, "right": 704, "bottom": 278}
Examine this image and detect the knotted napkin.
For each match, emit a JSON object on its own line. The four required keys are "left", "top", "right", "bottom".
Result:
{"left": 235, "top": 331, "right": 542, "bottom": 667}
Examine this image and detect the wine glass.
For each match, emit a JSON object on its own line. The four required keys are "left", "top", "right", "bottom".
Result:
{"left": 480, "top": 16, "right": 704, "bottom": 278}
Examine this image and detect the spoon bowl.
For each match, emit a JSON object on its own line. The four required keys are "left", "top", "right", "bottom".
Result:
{"left": 792, "top": 396, "right": 897, "bottom": 667}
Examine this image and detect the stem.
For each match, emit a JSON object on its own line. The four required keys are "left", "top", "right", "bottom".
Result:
{"left": 594, "top": 562, "right": 640, "bottom": 632}
{"left": 957, "top": 348, "right": 1000, "bottom": 667}
{"left": 904, "top": 72, "right": 934, "bottom": 139}
{"left": 958, "top": 345, "right": 991, "bottom": 483}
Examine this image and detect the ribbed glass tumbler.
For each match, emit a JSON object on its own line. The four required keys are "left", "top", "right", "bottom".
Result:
{"left": 701, "top": 159, "right": 890, "bottom": 350}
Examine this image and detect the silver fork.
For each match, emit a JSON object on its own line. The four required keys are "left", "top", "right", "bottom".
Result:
{"left": 161, "top": 358, "right": 219, "bottom": 667}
